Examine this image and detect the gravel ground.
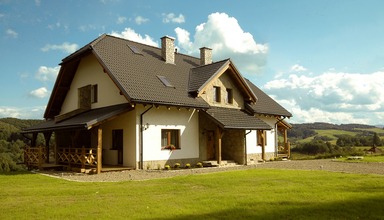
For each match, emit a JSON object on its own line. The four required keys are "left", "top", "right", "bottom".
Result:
{"left": 37, "top": 159, "right": 384, "bottom": 182}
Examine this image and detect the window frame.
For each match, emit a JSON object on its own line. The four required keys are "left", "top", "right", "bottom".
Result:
{"left": 161, "top": 129, "right": 181, "bottom": 150}
{"left": 226, "top": 88, "right": 233, "bottom": 104}
{"left": 213, "top": 86, "right": 221, "bottom": 103}
{"left": 257, "top": 130, "right": 267, "bottom": 146}
{"left": 91, "top": 84, "right": 98, "bottom": 103}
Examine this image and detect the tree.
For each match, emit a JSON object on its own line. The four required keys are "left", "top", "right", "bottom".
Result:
{"left": 373, "top": 132, "right": 381, "bottom": 146}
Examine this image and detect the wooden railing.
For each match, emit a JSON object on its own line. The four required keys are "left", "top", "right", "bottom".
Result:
{"left": 57, "top": 148, "right": 97, "bottom": 168}
{"left": 278, "top": 142, "right": 291, "bottom": 158}
{"left": 24, "top": 146, "right": 47, "bottom": 168}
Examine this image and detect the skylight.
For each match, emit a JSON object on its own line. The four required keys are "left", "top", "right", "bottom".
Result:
{"left": 127, "top": 44, "right": 142, "bottom": 55}
{"left": 157, "top": 75, "right": 174, "bottom": 88}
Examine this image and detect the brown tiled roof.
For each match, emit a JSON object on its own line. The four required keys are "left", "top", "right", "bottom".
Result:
{"left": 91, "top": 35, "right": 209, "bottom": 108}
{"left": 246, "top": 79, "right": 292, "bottom": 117}
{"left": 203, "top": 107, "right": 272, "bottom": 130}
{"left": 188, "top": 59, "right": 230, "bottom": 92}
{"left": 44, "top": 34, "right": 291, "bottom": 120}
{"left": 24, "top": 104, "right": 132, "bottom": 133}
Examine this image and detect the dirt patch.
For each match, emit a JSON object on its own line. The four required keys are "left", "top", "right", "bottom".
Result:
{"left": 37, "top": 159, "right": 383, "bottom": 182}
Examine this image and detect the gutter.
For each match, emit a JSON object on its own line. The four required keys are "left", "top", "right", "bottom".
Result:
{"left": 139, "top": 105, "right": 153, "bottom": 169}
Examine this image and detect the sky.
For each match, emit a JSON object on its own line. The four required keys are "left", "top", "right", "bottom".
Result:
{"left": 1, "top": 0, "right": 384, "bottom": 125}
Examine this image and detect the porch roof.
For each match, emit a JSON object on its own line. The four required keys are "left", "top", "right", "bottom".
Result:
{"left": 203, "top": 107, "right": 272, "bottom": 130}
{"left": 22, "top": 104, "right": 132, "bottom": 133}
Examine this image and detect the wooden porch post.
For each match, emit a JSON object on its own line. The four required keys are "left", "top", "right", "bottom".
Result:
{"left": 43, "top": 132, "right": 52, "bottom": 163}
{"left": 261, "top": 131, "right": 266, "bottom": 161}
{"left": 216, "top": 126, "right": 222, "bottom": 165}
{"left": 31, "top": 132, "right": 37, "bottom": 147}
{"left": 97, "top": 127, "right": 102, "bottom": 174}
{"left": 38, "top": 146, "right": 43, "bottom": 170}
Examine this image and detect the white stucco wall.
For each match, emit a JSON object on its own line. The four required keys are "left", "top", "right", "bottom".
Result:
{"left": 60, "top": 54, "right": 127, "bottom": 115}
{"left": 246, "top": 116, "right": 278, "bottom": 155}
{"left": 100, "top": 109, "right": 137, "bottom": 167}
{"left": 139, "top": 106, "right": 200, "bottom": 162}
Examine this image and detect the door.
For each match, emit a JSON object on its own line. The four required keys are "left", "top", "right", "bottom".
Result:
{"left": 206, "top": 131, "right": 215, "bottom": 160}
{"left": 112, "top": 129, "right": 123, "bottom": 165}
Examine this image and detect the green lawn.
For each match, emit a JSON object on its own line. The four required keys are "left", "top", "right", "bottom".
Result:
{"left": 1, "top": 169, "right": 383, "bottom": 220}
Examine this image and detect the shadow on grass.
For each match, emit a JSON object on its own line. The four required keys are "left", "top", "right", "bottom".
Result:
{"left": 0, "top": 170, "right": 35, "bottom": 176}
{"left": 151, "top": 195, "right": 384, "bottom": 220}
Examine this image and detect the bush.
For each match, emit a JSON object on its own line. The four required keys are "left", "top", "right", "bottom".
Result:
{"left": 164, "top": 164, "right": 171, "bottom": 170}
{"left": 184, "top": 163, "right": 191, "bottom": 169}
{"left": 174, "top": 163, "right": 180, "bottom": 169}
{"left": 196, "top": 162, "right": 203, "bottom": 168}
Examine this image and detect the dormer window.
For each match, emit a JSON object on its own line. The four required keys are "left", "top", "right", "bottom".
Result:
{"left": 213, "top": 86, "right": 221, "bottom": 102}
{"left": 226, "top": 88, "right": 233, "bottom": 104}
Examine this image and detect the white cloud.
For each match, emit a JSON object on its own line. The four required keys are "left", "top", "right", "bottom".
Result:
{"left": 41, "top": 42, "right": 79, "bottom": 53}
{"left": 263, "top": 71, "right": 384, "bottom": 124}
{"left": 117, "top": 16, "right": 127, "bottom": 24}
{"left": 0, "top": 106, "right": 45, "bottom": 119}
{"left": 109, "top": 28, "right": 158, "bottom": 47}
{"left": 6, "top": 29, "right": 18, "bottom": 38}
{"left": 162, "top": 13, "right": 185, "bottom": 24}
{"left": 78, "top": 24, "right": 103, "bottom": 32}
{"left": 35, "top": 66, "right": 60, "bottom": 82}
{"left": 175, "top": 12, "right": 268, "bottom": 74}
{"left": 134, "top": 16, "right": 149, "bottom": 25}
{"left": 290, "top": 64, "right": 307, "bottom": 72}
{"left": 29, "top": 87, "right": 49, "bottom": 99}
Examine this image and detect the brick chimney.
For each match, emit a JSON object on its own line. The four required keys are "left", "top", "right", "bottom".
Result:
{"left": 200, "top": 47, "right": 212, "bottom": 65}
{"left": 161, "top": 36, "right": 175, "bottom": 64}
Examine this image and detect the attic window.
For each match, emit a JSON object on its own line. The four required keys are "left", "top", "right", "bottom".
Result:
{"left": 127, "top": 44, "right": 142, "bottom": 55}
{"left": 157, "top": 75, "right": 174, "bottom": 88}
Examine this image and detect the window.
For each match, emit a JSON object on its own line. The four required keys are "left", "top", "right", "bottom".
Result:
{"left": 91, "top": 84, "right": 98, "bottom": 103}
{"left": 213, "top": 86, "right": 221, "bottom": 102}
{"left": 127, "top": 44, "right": 143, "bottom": 55}
{"left": 257, "top": 130, "right": 267, "bottom": 146}
{"left": 226, "top": 88, "right": 233, "bottom": 104}
{"left": 157, "top": 75, "right": 174, "bottom": 88}
{"left": 161, "top": 129, "right": 180, "bottom": 150}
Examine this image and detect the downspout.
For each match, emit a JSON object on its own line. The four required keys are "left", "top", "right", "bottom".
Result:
{"left": 139, "top": 105, "right": 153, "bottom": 170}
{"left": 244, "top": 130, "right": 252, "bottom": 165}
{"left": 274, "top": 116, "right": 286, "bottom": 157}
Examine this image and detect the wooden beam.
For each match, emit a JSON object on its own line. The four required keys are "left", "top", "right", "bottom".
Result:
{"left": 216, "top": 126, "right": 222, "bottom": 165}
{"left": 261, "top": 131, "right": 266, "bottom": 161}
{"left": 97, "top": 127, "right": 102, "bottom": 174}
{"left": 43, "top": 132, "right": 52, "bottom": 163}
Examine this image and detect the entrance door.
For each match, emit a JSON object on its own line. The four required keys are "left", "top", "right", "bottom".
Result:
{"left": 112, "top": 129, "right": 123, "bottom": 165}
{"left": 206, "top": 131, "right": 215, "bottom": 160}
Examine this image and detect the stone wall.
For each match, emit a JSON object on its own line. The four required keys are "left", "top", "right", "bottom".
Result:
{"left": 247, "top": 152, "right": 275, "bottom": 164}
{"left": 222, "top": 129, "right": 245, "bottom": 164}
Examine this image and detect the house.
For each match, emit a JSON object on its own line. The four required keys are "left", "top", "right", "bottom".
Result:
{"left": 23, "top": 34, "right": 292, "bottom": 173}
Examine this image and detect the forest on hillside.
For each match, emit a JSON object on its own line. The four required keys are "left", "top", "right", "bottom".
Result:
{"left": 0, "top": 118, "right": 44, "bottom": 171}
{"left": 288, "top": 122, "right": 384, "bottom": 157}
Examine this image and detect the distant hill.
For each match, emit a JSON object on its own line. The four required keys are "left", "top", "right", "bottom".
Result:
{"left": 288, "top": 122, "right": 384, "bottom": 145}
{"left": 0, "top": 118, "right": 43, "bottom": 141}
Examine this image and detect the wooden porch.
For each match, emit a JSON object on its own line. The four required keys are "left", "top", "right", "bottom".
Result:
{"left": 24, "top": 146, "right": 132, "bottom": 173}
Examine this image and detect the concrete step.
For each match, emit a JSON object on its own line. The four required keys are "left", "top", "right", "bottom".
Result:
{"left": 202, "top": 160, "right": 237, "bottom": 167}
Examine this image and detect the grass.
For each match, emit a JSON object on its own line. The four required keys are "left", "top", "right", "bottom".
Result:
{"left": 1, "top": 169, "right": 383, "bottom": 219}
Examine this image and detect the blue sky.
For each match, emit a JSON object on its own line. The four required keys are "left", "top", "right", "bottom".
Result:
{"left": 1, "top": 0, "right": 384, "bottom": 125}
